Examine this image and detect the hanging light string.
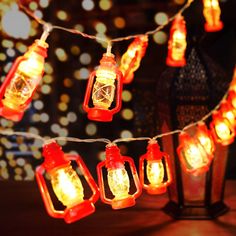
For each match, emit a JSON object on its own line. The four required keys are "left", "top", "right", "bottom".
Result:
{"left": 17, "top": 0, "right": 195, "bottom": 45}
{"left": 0, "top": 86, "right": 230, "bottom": 146}
{"left": 0, "top": 0, "right": 230, "bottom": 148}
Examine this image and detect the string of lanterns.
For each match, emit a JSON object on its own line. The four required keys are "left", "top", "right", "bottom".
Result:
{"left": 0, "top": 0, "right": 233, "bottom": 224}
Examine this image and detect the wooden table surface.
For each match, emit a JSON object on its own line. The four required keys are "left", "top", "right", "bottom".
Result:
{"left": 0, "top": 180, "right": 236, "bottom": 236}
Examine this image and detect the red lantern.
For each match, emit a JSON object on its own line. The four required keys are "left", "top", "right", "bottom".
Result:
{"left": 195, "top": 122, "right": 215, "bottom": 161}
{"left": 139, "top": 139, "right": 172, "bottom": 195}
{"left": 166, "top": 15, "right": 187, "bottom": 67}
{"left": 35, "top": 141, "right": 100, "bottom": 224}
{"left": 97, "top": 144, "right": 142, "bottom": 210}
{"left": 210, "top": 111, "right": 235, "bottom": 145}
{"left": 0, "top": 39, "right": 48, "bottom": 121}
{"left": 202, "top": 0, "right": 223, "bottom": 32}
{"left": 177, "top": 132, "right": 213, "bottom": 175}
{"left": 119, "top": 35, "right": 148, "bottom": 84}
{"left": 83, "top": 52, "right": 123, "bottom": 122}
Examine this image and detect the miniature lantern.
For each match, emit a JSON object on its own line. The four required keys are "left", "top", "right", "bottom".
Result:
{"left": 97, "top": 144, "right": 142, "bottom": 210}
{"left": 219, "top": 100, "right": 236, "bottom": 128}
{"left": 35, "top": 141, "right": 100, "bottom": 224}
{"left": 139, "top": 139, "right": 172, "bottom": 194}
{"left": 210, "top": 111, "right": 235, "bottom": 145}
{"left": 83, "top": 51, "right": 123, "bottom": 122}
{"left": 166, "top": 14, "right": 187, "bottom": 67}
{"left": 202, "top": 0, "right": 223, "bottom": 32}
{"left": 0, "top": 32, "right": 49, "bottom": 121}
{"left": 119, "top": 35, "right": 148, "bottom": 84}
{"left": 177, "top": 132, "right": 213, "bottom": 175}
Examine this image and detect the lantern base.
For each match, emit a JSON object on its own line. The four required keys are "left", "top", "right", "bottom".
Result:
{"left": 111, "top": 195, "right": 136, "bottom": 210}
{"left": 204, "top": 22, "right": 223, "bottom": 32}
{"left": 147, "top": 185, "right": 167, "bottom": 195}
{"left": 163, "top": 200, "right": 229, "bottom": 220}
{"left": 0, "top": 104, "right": 24, "bottom": 122}
{"left": 166, "top": 57, "right": 186, "bottom": 67}
{"left": 64, "top": 200, "right": 95, "bottom": 224}
{"left": 87, "top": 108, "right": 113, "bottom": 122}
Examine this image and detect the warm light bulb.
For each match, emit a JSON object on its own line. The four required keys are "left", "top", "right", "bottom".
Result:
{"left": 92, "top": 65, "right": 116, "bottom": 109}
{"left": 171, "top": 31, "right": 187, "bottom": 61}
{"left": 107, "top": 167, "right": 130, "bottom": 200}
{"left": 50, "top": 165, "right": 84, "bottom": 207}
{"left": 146, "top": 160, "right": 164, "bottom": 186}
{"left": 1, "top": 3, "right": 31, "bottom": 39}
{"left": 225, "top": 111, "right": 235, "bottom": 125}
{"left": 198, "top": 135, "right": 213, "bottom": 155}
{"left": 215, "top": 122, "right": 231, "bottom": 140}
{"left": 184, "top": 144, "right": 204, "bottom": 169}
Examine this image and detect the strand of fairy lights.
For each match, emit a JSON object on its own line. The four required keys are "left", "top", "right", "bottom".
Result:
{"left": 0, "top": 0, "right": 234, "bottom": 224}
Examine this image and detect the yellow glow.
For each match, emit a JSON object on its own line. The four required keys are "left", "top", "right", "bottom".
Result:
{"left": 184, "top": 144, "right": 204, "bottom": 169}
{"left": 198, "top": 135, "right": 212, "bottom": 155}
{"left": 215, "top": 122, "right": 231, "bottom": 140}
{"left": 99, "top": 0, "right": 112, "bottom": 11}
{"left": 122, "top": 90, "right": 132, "bottom": 102}
{"left": 171, "top": 31, "right": 186, "bottom": 61}
{"left": 92, "top": 68, "right": 116, "bottom": 109}
{"left": 57, "top": 10, "right": 68, "bottom": 21}
{"left": 224, "top": 111, "right": 235, "bottom": 126}
{"left": 50, "top": 166, "right": 84, "bottom": 207}
{"left": 107, "top": 167, "right": 130, "bottom": 200}
{"left": 147, "top": 160, "right": 164, "bottom": 186}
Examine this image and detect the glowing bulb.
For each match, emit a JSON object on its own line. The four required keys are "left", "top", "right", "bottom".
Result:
{"left": 146, "top": 160, "right": 164, "bottom": 186}
{"left": 184, "top": 144, "right": 205, "bottom": 169}
{"left": 198, "top": 135, "right": 213, "bottom": 155}
{"left": 51, "top": 165, "right": 84, "bottom": 207}
{"left": 107, "top": 167, "right": 130, "bottom": 200}
{"left": 225, "top": 111, "right": 235, "bottom": 125}
{"left": 171, "top": 31, "right": 187, "bottom": 61}
{"left": 215, "top": 122, "right": 231, "bottom": 140}
{"left": 92, "top": 67, "right": 116, "bottom": 109}
{"left": 1, "top": 3, "right": 31, "bottom": 39}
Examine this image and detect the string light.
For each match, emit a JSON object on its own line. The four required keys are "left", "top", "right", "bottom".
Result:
{"left": 0, "top": 0, "right": 233, "bottom": 224}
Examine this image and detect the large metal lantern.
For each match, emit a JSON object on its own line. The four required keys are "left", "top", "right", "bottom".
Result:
{"left": 156, "top": 47, "right": 231, "bottom": 219}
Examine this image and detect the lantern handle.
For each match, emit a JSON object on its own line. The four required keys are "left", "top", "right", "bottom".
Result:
{"left": 83, "top": 71, "right": 96, "bottom": 112}
{"left": 35, "top": 165, "right": 65, "bottom": 219}
{"left": 110, "top": 70, "right": 123, "bottom": 114}
{"left": 139, "top": 154, "right": 148, "bottom": 190}
{"left": 123, "top": 156, "right": 142, "bottom": 198}
{"left": 96, "top": 161, "right": 112, "bottom": 204}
